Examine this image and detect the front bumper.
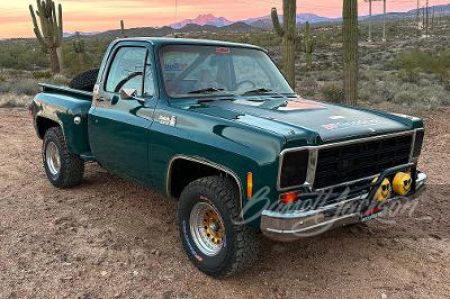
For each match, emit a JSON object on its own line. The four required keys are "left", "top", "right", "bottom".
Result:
{"left": 261, "top": 170, "right": 427, "bottom": 242}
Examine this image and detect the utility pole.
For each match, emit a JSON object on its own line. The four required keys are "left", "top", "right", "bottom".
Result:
{"left": 423, "top": 6, "right": 426, "bottom": 36}
{"left": 431, "top": 6, "right": 435, "bottom": 33}
{"left": 365, "top": 0, "right": 384, "bottom": 42}
{"left": 382, "top": 0, "right": 387, "bottom": 42}
{"left": 369, "top": 0, "right": 372, "bottom": 42}
{"left": 364, "top": 0, "right": 373, "bottom": 42}
{"left": 416, "top": 0, "right": 421, "bottom": 30}
{"left": 425, "top": 0, "right": 429, "bottom": 37}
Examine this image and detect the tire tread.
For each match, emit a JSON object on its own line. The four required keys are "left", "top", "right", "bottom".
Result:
{"left": 180, "top": 175, "right": 260, "bottom": 277}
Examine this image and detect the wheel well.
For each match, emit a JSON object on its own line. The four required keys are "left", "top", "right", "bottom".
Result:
{"left": 168, "top": 158, "right": 240, "bottom": 200}
{"left": 36, "top": 117, "right": 60, "bottom": 139}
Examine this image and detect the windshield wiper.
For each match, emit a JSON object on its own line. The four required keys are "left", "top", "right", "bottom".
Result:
{"left": 187, "top": 88, "right": 226, "bottom": 94}
{"left": 243, "top": 88, "right": 273, "bottom": 95}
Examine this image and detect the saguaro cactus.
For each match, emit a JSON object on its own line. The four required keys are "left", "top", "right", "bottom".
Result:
{"left": 72, "top": 33, "right": 85, "bottom": 54}
{"left": 342, "top": 0, "right": 359, "bottom": 105}
{"left": 120, "top": 20, "right": 127, "bottom": 38}
{"left": 271, "top": 0, "right": 297, "bottom": 88}
{"left": 302, "top": 21, "right": 316, "bottom": 71}
{"left": 29, "top": 0, "right": 64, "bottom": 74}
{"left": 72, "top": 32, "right": 85, "bottom": 68}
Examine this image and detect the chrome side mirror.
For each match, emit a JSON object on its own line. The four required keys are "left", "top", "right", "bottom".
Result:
{"left": 119, "top": 88, "right": 137, "bottom": 100}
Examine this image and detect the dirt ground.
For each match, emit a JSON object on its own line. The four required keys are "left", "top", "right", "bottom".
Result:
{"left": 1, "top": 108, "right": 449, "bottom": 299}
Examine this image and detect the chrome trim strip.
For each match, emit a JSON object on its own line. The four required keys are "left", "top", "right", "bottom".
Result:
{"left": 266, "top": 213, "right": 360, "bottom": 234}
{"left": 276, "top": 148, "right": 310, "bottom": 190}
{"left": 277, "top": 130, "right": 416, "bottom": 191}
{"left": 409, "top": 128, "right": 425, "bottom": 162}
{"left": 166, "top": 155, "right": 243, "bottom": 210}
{"left": 262, "top": 194, "right": 366, "bottom": 219}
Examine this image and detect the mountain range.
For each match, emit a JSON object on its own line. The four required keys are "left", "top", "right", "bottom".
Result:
{"left": 170, "top": 14, "right": 233, "bottom": 29}
{"left": 70, "top": 4, "right": 450, "bottom": 38}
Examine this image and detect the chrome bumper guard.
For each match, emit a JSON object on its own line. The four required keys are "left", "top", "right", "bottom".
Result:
{"left": 261, "top": 171, "right": 427, "bottom": 242}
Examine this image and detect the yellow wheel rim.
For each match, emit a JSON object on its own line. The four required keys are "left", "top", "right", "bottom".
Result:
{"left": 189, "top": 201, "right": 225, "bottom": 256}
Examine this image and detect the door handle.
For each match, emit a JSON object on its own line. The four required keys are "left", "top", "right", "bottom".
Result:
{"left": 97, "top": 97, "right": 106, "bottom": 102}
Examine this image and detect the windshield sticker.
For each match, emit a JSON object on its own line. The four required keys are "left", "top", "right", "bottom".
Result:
{"left": 164, "top": 62, "right": 188, "bottom": 72}
{"left": 278, "top": 100, "right": 326, "bottom": 111}
{"left": 321, "top": 119, "right": 387, "bottom": 130}
{"left": 216, "top": 47, "right": 231, "bottom": 54}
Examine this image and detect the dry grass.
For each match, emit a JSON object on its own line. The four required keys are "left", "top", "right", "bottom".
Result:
{"left": 0, "top": 70, "right": 70, "bottom": 108}
{"left": 0, "top": 93, "right": 33, "bottom": 108}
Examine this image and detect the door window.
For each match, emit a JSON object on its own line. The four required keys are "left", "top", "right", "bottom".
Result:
{"left": 106, "top": 47, "right": 147, "bottom": 95}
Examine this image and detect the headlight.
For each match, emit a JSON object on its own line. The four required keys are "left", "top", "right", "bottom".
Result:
{"left": 279, "top": 149, "right": 309, "bottom": 189}
{"left": 411, "top": 129, "right": 424, "bottom": 161}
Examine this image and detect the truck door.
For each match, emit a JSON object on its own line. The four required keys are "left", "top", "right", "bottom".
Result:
{"left": 89, "top": 43, "right": 158, "bottom": 185}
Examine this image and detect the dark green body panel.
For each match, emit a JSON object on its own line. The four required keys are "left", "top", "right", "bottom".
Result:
{"left": 33, "top": 90, "right": 92, "bottom": 157}
{"left": 32, "top": 37, "right": 425, "bottom": 230}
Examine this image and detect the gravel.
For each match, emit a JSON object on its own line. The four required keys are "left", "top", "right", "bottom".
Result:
{"left": 0, "top": 108, "right": 449, "bottom": 298}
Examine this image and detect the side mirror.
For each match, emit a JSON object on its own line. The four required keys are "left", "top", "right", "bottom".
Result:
{"left": 119, "top": 88, "right": 137, "bottom": 100}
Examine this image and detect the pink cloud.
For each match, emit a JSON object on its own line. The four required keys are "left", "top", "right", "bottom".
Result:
{"left": 1, "top": 0, "right": 449, "bottom": 38}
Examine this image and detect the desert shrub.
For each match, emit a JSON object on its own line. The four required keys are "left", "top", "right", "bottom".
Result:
{"left": 0, "top": 81, "right": 12, "bottom": 93}
{"left": 50, "top": 74, "right": 70, "bottom": 86}
{"left": 299, "top": 76, "right": 319, "bottom": 96}
{"left": 0, "top": 94, "right": 33, "bottom": 108}
{"left": 322, "top": 82, "right": 344, "bottom": 103}
{"left": 32, "top": 70, "right": 52, "bottom": 79}
{"left": 391, "top": 82, "right": 450, "bottom": 108}
{"left": 315, "top": 71, "right": 342, "bottom": 82}
{"left": 10, "top": 79, "right": 40, "bottom": 96}
{"left": 393, "top": 90, "right": 417, "bottom": 105}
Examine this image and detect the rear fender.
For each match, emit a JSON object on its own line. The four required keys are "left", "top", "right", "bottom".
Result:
{"left": 33, "top": 93, "right": 92, "bottom": 157}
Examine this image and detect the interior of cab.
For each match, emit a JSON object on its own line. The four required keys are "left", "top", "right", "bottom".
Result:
{"left": 159, "top": 45, "right": 293, "bottom": 98}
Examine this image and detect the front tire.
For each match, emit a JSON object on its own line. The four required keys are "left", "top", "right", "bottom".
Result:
{"left": 43, "top": 127, "right": 85, "bottom": 188}
{"left": 178, "top": 176, "right": 260, "bottom": 277}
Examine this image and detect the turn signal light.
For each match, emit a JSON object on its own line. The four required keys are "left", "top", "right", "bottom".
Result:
{"left": 247, "top": 172, "right": 253, "bottom": 199}
{"left": 280, "top": 191, "right": 300, "bottom": 204}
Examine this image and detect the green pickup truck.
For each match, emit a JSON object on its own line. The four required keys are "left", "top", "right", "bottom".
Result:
{"left": 31, "top": 37, "right": 427, "bottom": 277}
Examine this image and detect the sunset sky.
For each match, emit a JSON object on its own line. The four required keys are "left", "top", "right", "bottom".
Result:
{"left": 1, "top": 0, "right": 449, "bottom": 38}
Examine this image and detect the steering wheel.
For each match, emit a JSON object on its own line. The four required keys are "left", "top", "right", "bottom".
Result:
{"left": 114, "top": 71, "right": 143, "bottom": 93}
{"left": 236, "top": 80, "right": 256, "bottom": 91}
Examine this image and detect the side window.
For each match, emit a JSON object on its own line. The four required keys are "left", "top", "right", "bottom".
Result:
{"left": 144, "top": 52, "right": 155, "bottom": 97}
{"left": 106, "top": 47, "right": 146, "bottom": 95}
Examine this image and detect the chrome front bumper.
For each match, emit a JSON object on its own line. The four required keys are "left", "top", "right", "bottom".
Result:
{"left": 261, "top": 172, "right": 427, "bottom": 242}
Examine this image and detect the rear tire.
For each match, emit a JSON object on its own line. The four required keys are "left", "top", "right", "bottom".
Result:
{"left": 69, "top": 69, "right": 99, "bottom": 92}
{"left": 43, "top": 127, "right": 84, "bottom": 188}
{"left": 178, "top": 176, "right": 260, "bottom": 277}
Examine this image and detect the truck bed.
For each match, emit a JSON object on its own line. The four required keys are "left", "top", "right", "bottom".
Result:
{"left": 39, "top": 83, "right": 93, "bottom": 100}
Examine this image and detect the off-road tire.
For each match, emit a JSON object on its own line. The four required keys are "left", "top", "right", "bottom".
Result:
{"left": 178, "top": 176, "right": 260, "bottom": 277}
{"left": 69, "top": 69, "right": 99, "bottom": 92}
{"left": 43, "top": 127, "right": 84, "bottom": 188}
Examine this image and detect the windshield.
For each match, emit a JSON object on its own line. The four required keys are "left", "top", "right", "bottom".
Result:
{"left": 159, "top": 45, "right": 294, "bottom": 98}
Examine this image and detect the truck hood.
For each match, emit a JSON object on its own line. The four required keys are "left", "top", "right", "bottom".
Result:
{"left": 182, "top": 96, "right": 414, "bottom": 144}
